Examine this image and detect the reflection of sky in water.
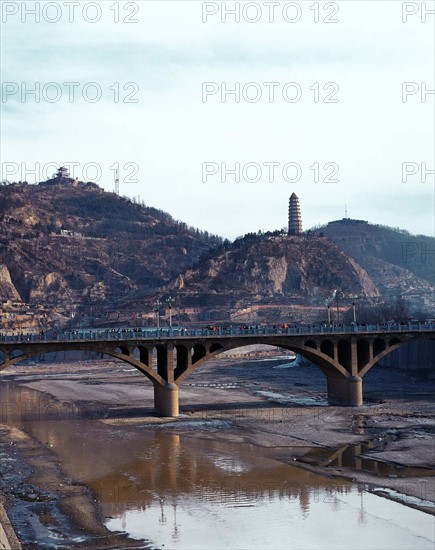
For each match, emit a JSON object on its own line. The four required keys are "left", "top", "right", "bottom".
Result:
{"left": 1, "top": 383, "right": 433, "bottom": 550}
{"left": 106, "top": 489, "right": 434, "bottom": 550}
{"left": 210, "top": 455, "right": 251, "bottom": 474}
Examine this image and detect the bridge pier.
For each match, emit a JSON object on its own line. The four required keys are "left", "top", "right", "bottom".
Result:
{"left": 154, "top": 383, "right": 179, "bottom": 417}
{"left": 153, "top": 343, "right": 179, "bottom": 417}
{"left": 348, "top": 376, "right": 363, "bottom": 406}
{"left": 326, "top": 375, "right": 363, "bottom": 407}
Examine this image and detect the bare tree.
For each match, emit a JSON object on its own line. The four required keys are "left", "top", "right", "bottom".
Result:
{"left": 344, "top": 296, "right": 411, "bottom": 324}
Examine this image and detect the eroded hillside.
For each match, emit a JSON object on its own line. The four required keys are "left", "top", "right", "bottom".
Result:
{"left": 168, "top": 234, "right": 381, "bottom": 308}
{"left": 0, "top": 180, "right": 221, "bottom": 311}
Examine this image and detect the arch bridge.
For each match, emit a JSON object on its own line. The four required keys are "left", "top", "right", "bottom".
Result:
{"left": 0, "top": 325, "right": 434, "bottom": 417}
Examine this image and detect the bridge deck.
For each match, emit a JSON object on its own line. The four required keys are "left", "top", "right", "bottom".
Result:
{"left": 0, "top": 323, "right": 434, "bottom": 415}
{"left": 1, "top": 323, "right": 434, "bottom": 345}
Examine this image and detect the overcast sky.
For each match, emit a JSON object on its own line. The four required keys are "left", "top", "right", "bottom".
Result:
{"left": 1, "top": 1, "right": 434, "bottom": 239}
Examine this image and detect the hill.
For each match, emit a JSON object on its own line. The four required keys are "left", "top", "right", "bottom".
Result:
{"left": 159, "top": 222, "right": 435, "bottom": 323}
{"left": 1, "top": 180, "right": 434, "bottom": 329}
{"left": 153, "top": 233, "right": 383, "bottom": 325}
{"left": 0, "top": 179, "right": 221, "bottom": 327}
{"left": 317, "top": 219, "right": 435, "bottom": 311}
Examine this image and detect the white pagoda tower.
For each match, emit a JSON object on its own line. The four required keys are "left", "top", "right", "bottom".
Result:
{"left": 288, "top": 193, "right": 302, "bottom": 235}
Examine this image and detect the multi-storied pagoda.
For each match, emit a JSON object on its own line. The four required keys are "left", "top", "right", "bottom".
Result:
{"left": 288, "top": 193, "right": 302, "bottom": 235}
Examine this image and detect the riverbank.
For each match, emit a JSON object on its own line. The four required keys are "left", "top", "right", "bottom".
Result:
{"left": 0, "top": 495, "right": 21, "bottom": 550}
{"left": 0, "top": 355, "right": 434, "bottom": 546}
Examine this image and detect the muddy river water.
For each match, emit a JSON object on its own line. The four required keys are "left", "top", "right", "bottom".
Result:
{"left": 0, "top": 359, "right": 434, "bottom": 549}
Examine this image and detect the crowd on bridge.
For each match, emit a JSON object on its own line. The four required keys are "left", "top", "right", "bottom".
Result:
{"left": 1, "top": 320, "right": 434, "bottom": 344}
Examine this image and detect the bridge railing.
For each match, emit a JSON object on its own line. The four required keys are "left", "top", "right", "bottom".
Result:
{"left": 0, "top": 322, "right": 434, "bottom": 344}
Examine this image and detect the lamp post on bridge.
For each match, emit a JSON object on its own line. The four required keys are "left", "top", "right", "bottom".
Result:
{"left": 154, "top": 300, "right": 162, "bottom": 329}
{"left": 166, "top": 296, "right": 173, "bottom": 328}
{"left": 352, "top": 301, "right": 357, "bottom": 324}
{"left": 334, "top": 290, "right": 345, "bottom": 325}
{"left": 327, "top": 305, "right": 331, "bottom": 325}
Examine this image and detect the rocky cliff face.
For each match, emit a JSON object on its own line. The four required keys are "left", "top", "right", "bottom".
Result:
{"left": 0, "top": 264, "right": 21, "bottom": 301}
{"left": 168, "top": 234, "right": 380, "bottom": 308}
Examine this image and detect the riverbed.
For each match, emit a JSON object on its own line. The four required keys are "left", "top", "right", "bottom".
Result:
{"left": 0, "top": 356, "right": 434, "bottom": 548}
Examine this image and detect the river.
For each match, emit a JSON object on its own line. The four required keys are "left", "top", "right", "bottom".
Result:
{"left": 0, "top": 358, "right": 434, "bottom": 549}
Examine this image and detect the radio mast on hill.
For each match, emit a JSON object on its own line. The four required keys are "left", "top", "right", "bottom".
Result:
{"left": 114, "top": 168, "right": 119, "bottom": 195}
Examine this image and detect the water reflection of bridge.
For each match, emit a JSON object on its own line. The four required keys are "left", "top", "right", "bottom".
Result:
{"left": 24, "top": 414, "right": 354, "bottom": 518}
{"left": 1, "top": 325, "right": 434, "bottom": 416}
{"left": 297, "top": 442, "right": 435, "bottom": 479}
{"left": 3, "top": 382, "right": 431, "bottom": 547}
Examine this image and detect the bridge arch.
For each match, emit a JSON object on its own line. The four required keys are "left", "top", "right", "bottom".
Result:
{"left": 304, "top": 340, "right": 317, "bottom": 350}
{"left": 0, "top": 349, "right": 33, "bottom": 369}
{"left": 359, "top": 336, "right": 435, "bottom": 378}
{"left": 210, "top": 343, "right": 224, "bottom": 353}
{"left": 389, "top": 337, "right": 401, "bottom": 347}
{"left": 1, "top": 329, "right": 433, "bottom": 417}
{"left": 175, "top": 339, "right": 349, "bottom": 386}
{"left": 10, "top": 348, "right": 26, "bottom": 359}
{"left": 0, "top": 344, "right": 164, "bottom": 386}
{"left": 115, "top": 345, "right": 130, "bottom": 356}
